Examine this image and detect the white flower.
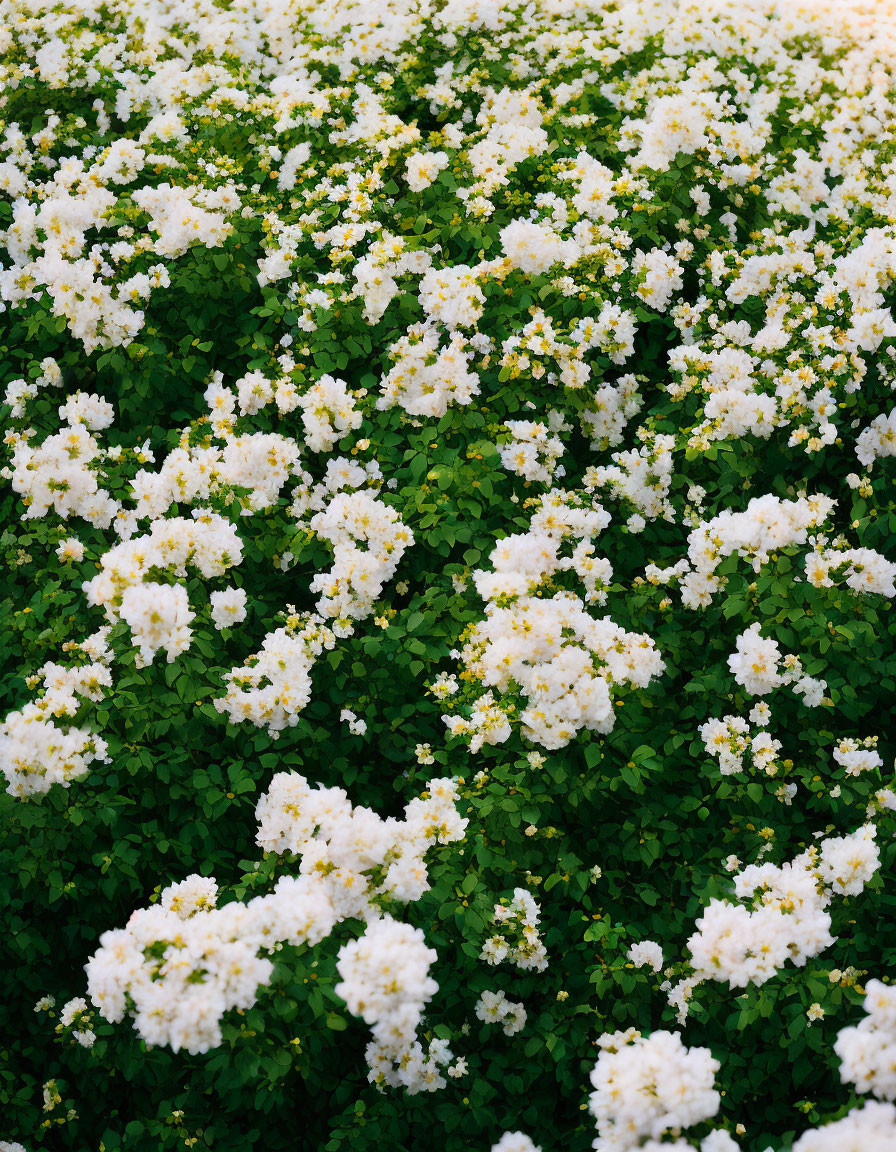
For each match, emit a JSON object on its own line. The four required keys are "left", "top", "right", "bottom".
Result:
{"left": 490, "top": 1133, "right": 542, "bottom": 1152}
{"left": 119, "top": 582, "right": 195, "bottom": 666}
{"left": 210, "top": 587, "right": 248, "bottom": 630}
{"left": 56, "top": 537, "right": 85, "bottom": 562}
{"left": 627, "top": 940, "right": 663, "bottom": 973}
{"left": 589, "top": 1030, "right": 721, "bottom": 1148}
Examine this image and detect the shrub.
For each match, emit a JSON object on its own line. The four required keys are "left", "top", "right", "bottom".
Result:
{"left": 2, "top": 2, "right": 896, "bottom": 1151}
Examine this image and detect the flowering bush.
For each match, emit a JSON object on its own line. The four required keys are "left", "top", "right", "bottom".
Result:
{"left": 3, "top": 1, "right": 896, "bottom": 1150}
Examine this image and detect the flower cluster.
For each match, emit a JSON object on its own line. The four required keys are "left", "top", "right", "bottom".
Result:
{"left": 498, "top": 307, "right": 637, "bottom": 394}
{"left": 336, "top": 918, "right": 464, "bottom": 1094}
{"left": 726, "top": 625, "right": 828, "bottom": 707}
{"left": 832, "top": 736, "right": 883, "bottom": 778}
{"left": 118, "top": 582, "right": 194, "bottom": 667}
{"left": 584, "top": 432, "right": 675, "bottom": 524}
{"left": 85, "top": 873, "right": 336, "bottom": 1054}
{"left": 6, "top": 405, "right": 119, "bottom": 528}
{"left": 84, "top": 513, "right": 243, "bottom": 665}
{"left": 699, "top": 712, "right": 782, "bottom": 778}
{"left": 85, "top": 774, "right": 466, "bottom": 1070}
{"left": 834, "top": 979, "right": 896, "bottom": 1101}
{"left": 419, "top": 265, "right": 486, "bottom": 331}
{"left": 297, "top": 374, "right": 363, "bottom": 453}
{"left": 307, "top": 487, "right": 414, "bottom": 627}
{"left": 130, "top": 419, "right": 302, "bottom": 520}
{"left": 57, "top": 997, "right": 96, "bottom": 1049}
{"left": 255, "top": 773, "right": 467, "bottom": 915}
{"left": 588, "top": 1029, "right": 721, "bottom": 1152}
{"left": 209, "top": 587, "right": 248, "bottom": 631}
{"left": 791, "top": 1103, "right": 896, "bottom": 1152}
{"left": 444, "top": 490, "right": 663, "bottom": 750}
{"left": 490, "top": 1134, "right": 541, "bottom": 1152}
{"left": 214, "top": 613, "right": 336, "bottom": 736}
{"left": 856, "top": 410, "right": 896, "bottom": 469}
{"left": 498, "top": 413, "right": 569, "bottom": 485}
{"left": 675, "top": 826, "right": 880, "bottom": 1005}
{"left": 474, "top": 990, "right": 527, "bottom": 1037}
{"left": 480, "top": 889, "right": 547, "bottom": 973}
{"left": 376, "top": 323, "right": 482, "bottom": 418}
{"left": 626, "top": 941, "right": 664, "bottom": 974}
{"left": 0, "top": 630, "right": 113, "bottom": 797}
{"left": 645, "top": 495, "right": 837, "bottom": 609}
{"left": 805, "top": 542, "right": 896, "bottom": 598}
